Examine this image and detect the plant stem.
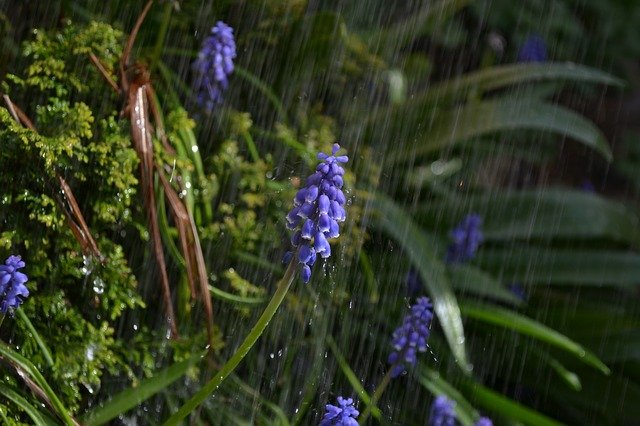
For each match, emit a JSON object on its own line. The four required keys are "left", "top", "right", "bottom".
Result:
{"left": 150, "top": 1, "right": 172, "bottom": 73}
{"left": 162, "top": 257, "right": 298, "bottom": 426}
{"left": 326, "top": 335, "right": 382, "bottom": 421}
{"left": 16, "top": 308, "right": 54, "bottom": 367}
{"left": 359, "top": 368, "right": 394, "bottom": 425}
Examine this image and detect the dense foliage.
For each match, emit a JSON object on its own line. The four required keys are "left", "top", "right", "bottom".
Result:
{"left": 0, "top": 1, "right": 639, "bottom": 425}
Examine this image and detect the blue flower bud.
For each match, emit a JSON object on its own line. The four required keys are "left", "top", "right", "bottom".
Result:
{"left": 446, "top": 214, "right": 483, "bottom": 264}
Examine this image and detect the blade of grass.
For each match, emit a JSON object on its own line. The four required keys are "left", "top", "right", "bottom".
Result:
{"left": 460, "top": 302, "right": 610, "bottom": 375}
{"left": 423, "top": 62, "right": 623, "bottom": 105}
{"left": 417, "top": 367, "right": 479, "bottom": 426}
{"left": 163, "top": 258, "right": 298, "bottom": 425}
{"left": 0, "top": 382, "right": 57, "bottom": 426}
{"left": 462, "top": 380, "right": 563, "bottom": 426}
{"left": 394, "top": 99, "right": 612, "bottom": 162}
{"left": 16, "top": 308, "right": 54, "bottom": 367}
{"left": 326, "top": 335, "right": 382, "bottom": 421}
{"left": 82, "top": 350, "right": 205, "bottom": 425}
{"left": 209, "top": 285, "right": 268, "bottom": 305}
{"left": 0, "top": 341, "right": 77, "bottom": 425}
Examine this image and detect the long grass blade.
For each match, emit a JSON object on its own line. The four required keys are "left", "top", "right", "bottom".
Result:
{"left": 82, "top": 351, "right": 205, "bottom": 426}
{"left": 0, "top": 382, "right": 57, "bottom": 426}
{"left": 0, "top": 341, "right": 77, "bottom": 425}
{"left": 460, "top": 302, "right": 610, "bottom": 375}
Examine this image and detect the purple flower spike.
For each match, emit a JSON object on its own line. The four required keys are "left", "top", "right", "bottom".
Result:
{"left": 287, "top": 144, "right": 348, "bottom": 283}
{"left": 320, "top": 396, "right": 359, "bottom": 426}
{"left": 192, "top": 21, "right": 237, "bottom": 111}
{"left": 446, "top": 214, "right": 484, "bottom": 264}
{"left": 388, "top": 297, "right": 434, "bottom": 377}
{"left": 0, "top": 255, "right": 29, "bottom": 314}
{"left": 428, "top": 396, "right": 456, "bottom": 426}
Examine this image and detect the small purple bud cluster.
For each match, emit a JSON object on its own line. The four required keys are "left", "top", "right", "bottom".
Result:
{"left": 388, "top": 296, "right": 433, "bottom": 377}
{"left": 320, "top": 396, "right": 359, "bottom": 426}
{"left": 427, "top": 395, "right": 493, "bottom": 426}
{"left": 475, "top": 417, "right": 494, "bottom": 426}
{"left": 517, "top": 33, "right": 547, "bottom": 63}
{"left": 192, "top": 21, "right": 237, "bottom": 110}
{"left": 0, "top": 255, "right": 29, "bottom": 314}
{"left": 286, "top": 144, "right": 348, "bottom": 283}
{"left": 446, "top": 214, "right": 483, "bottom": 264}
{"left": 428, "top": 396, "right": 456, "bottom": 426}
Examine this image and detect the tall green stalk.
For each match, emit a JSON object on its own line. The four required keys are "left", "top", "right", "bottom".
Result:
{"left": 162, "top": 257, "right": 298, "bottom": 425}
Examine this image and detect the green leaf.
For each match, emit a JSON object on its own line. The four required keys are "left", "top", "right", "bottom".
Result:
{"left": 448, "top": 264, "right": 522, "bottom": 305}
{"left": 209, "top": 285, "right": 268, "bottom": 305}
{"left": 399, "top": 99, "right": 612, "bottom": 162}
{"left": 16, "top": 308, "right": 54, "bottom": 367}
{"left": 547, "top": 356, "right": 582, "bottom": 392}
{"left": 463, "top": 381, "right": 564, "bottom": 426}
{"left": 0, "top": 382, "right": 57, "bottom": 426}
{"left": 82, "top": 351, "right": 205, "bottom": 425}
{"left": 326, "top": 336, "right": 382, "bottom": 421}
{"left": 0, "top": 341, "right": 76, "bottom": 426}
{"left": 479, "top": 247, "right": 640, "bottom": 287}
{"left": 423, "top": 62, "right": 623, "bottom": 104}
{"left": 420, "top": 189, "right": 640, "bottom": 244}
{"left": 482, "top": 190, "right": 637, "bottom": 242}
{"left": 460, "top": 302, "right": 610, "bottom": 375}
{"left": 370, "top": 193, "right": 470, "bottom": 372}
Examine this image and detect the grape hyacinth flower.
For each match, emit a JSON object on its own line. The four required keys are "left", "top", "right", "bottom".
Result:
{"left": 320, "top": 396, "right": 359, "bottom": 426}
{"left": 192, "top": 21, "right": 237, "bottom": 111}
{"left": 0, "top": 255, "right": 29, "bottom": 314}
{"left": 446, "top": 214, "right": 483, "bottom": 264}
{"left": 428, "top": 396, "right": 456, "bottom": 426}
{"left": 286, "top": 144, "right": 348, "bottom": 283}
{"left": 388, "top": 296, "right": 433, "bottom": 377}
{"left": 517, "top": 33, "right": 548, "bottom": 62}
{"left": 475, "top": 417, "right": 494, "bottom": 426}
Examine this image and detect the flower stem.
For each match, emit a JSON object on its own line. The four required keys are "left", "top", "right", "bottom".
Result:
{"left": 358, "top": 368, "right": 394, "bottom": 424}
{"left": 16, "top": 308, "right": 54, "bottom": 367}
{"left": 162, "top": 257, "right": 298, "bottom": 426}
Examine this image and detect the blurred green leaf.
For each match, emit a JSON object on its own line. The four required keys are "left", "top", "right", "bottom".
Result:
{"left": 417, "top": 367, "right": 479, "bottom": 426}
{"left": 448, "top": 264, "right": 522, "bottom": 305}
{"left": 423, "top": 62, "right": 623, "bottom": 105}
{"left": 0, "top": 382, "right": 56, "bottom": 426}
{"left": 480, "top": 247, "right": 640, "bottom": 287}
{"left": 398, "top": 99, "right": 612, "bottom": 162}
{"left": 0, "top": 341, "right": 76, "bottom": 425}
{"left": 463, "top": 380, "right": 563, "bottom": 426}
{"left": 421, "top": 189, "right": 639, "bottom": 244}
{"left": 460, "top": 302, "right": 610, "bottom": 375}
